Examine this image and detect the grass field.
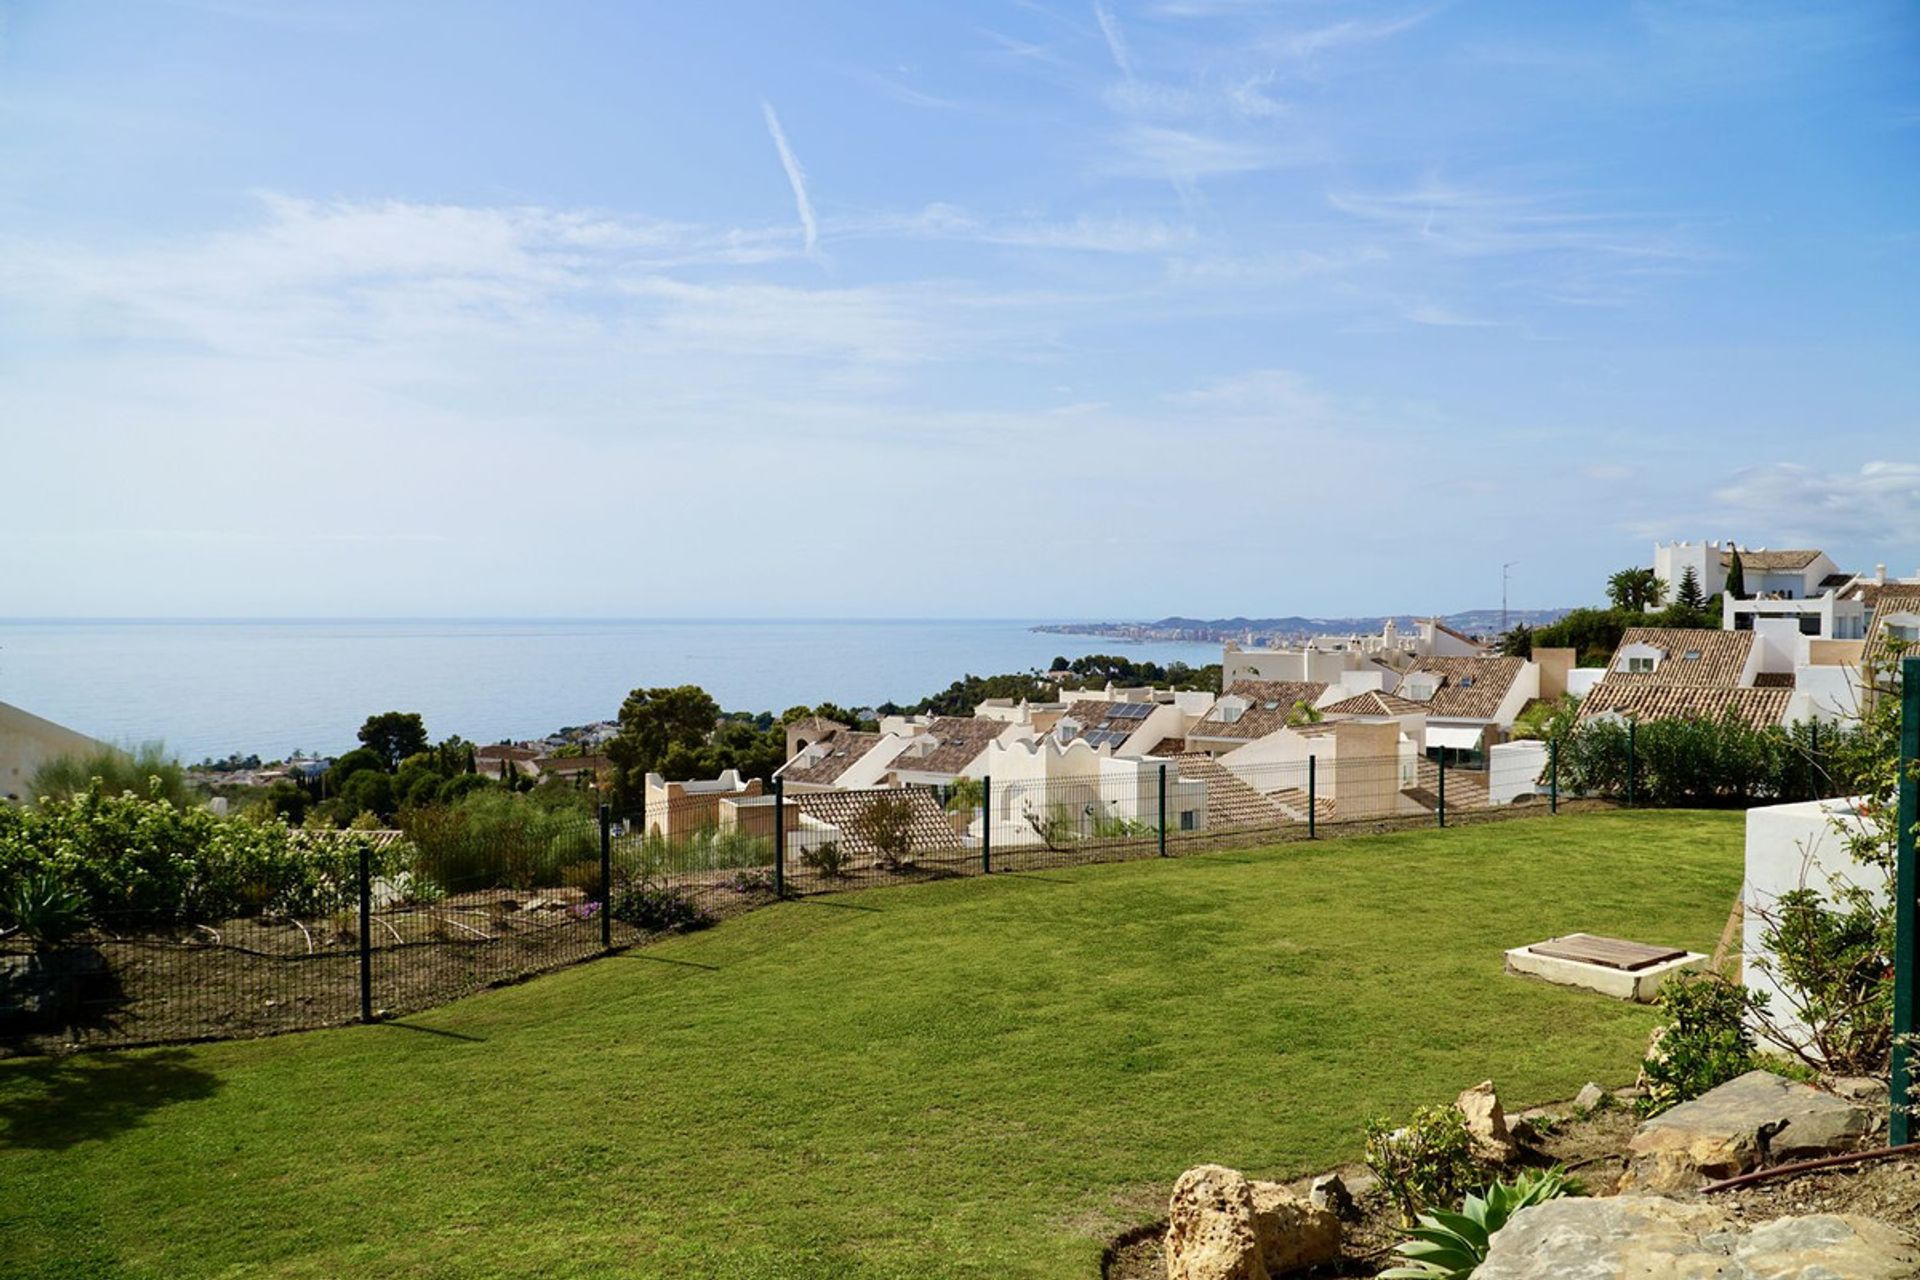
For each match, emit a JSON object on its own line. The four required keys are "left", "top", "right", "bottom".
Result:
{"left": 0, "top": 810, "right": 1742, "bottom": 1279}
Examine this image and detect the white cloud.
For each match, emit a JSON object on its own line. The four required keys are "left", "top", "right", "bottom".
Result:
{"left": 1706, "top": 462, "right": 1920, "bottom": 545}
{"left": 1093, "top": 0, "right": 1136, "bottom": 81}
{"left": 760, "top": 101, "right": 819, "bottom": 256}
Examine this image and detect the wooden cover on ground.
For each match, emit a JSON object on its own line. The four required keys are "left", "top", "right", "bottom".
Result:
{"left": 1526, "top": 933, "right": 1688, "bottom": 971}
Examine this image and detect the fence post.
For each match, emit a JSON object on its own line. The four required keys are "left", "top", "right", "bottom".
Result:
{"left": 1627, "top": 720, "right": 1637, "bottom": 807}
{"left": 981, "top": 775, "right": 992, "bottom": 875}
{"left": 357, "top": 842, "right": 373, "bottom": 1024}
{"left": 598, "top": 803, "right": 613, "bottom": 951}
{"left": 772, "top": 776, "right": 786, "bottom": 898}
{"left": 1890, "top": 656, "right": 1919, "bottom": 1146}
{"left": 1549, "top": 738, "right": 1559, "bottom": 815}
{"left": 1809, "top": 719, "right": 1821, "bottom": 800}
{"left": 1307, "top": 754, "right": 1317, "bottom": 839}
{"left": 1437, "top": 751, "right": 1447, "bottom": 829}
{"left": 1157, "top": 763, "right": 1168, "bottom": 856}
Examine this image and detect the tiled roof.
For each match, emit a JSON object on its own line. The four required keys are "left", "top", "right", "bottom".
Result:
{"left": 1320, "top": 690, "right": 1429, "bottom": 717}
{"left": 790, "top": 788, "right": 965, "bottom": 860}
{"left": 534, "top": 754, "right": 611, "bottom": 776}
{"left": 888, "top": 717, "right": 1005, "bottom": 778}
{"left": 1428, "top": 619, "right": 1486, "bottom": 647}
{"left": 1061, "top": 699, "right": 1152, "bottom": 734}
{"left": 787, "top": 715, "right": 849, "bottom": 739}
{"left": 1605, "top": 628, "right": 1753, "bottom": 688}
{"left": 1722, "top": 548, "right": 1823, "bottom": 572}
{"left": 1170, "top": 754, "right": 1291, "bottom": 828}
{"left": 1189, "top": 680, "right": 1330, "bottom": 740}
{"left": 1147, "top": 737, "right": 1187, "bottom": 758}
{"left": 1397, "top": 657, "right": 1526, "bottom": 721}
{"left": 1751, "top": 672, "right": 1796, "bottom": 689}
{"left": 1864, "top": 586, "right": 1920, "bottom": 667}
{"left": 1575, "top": 684, "right": 1793, "bottom": 730}
{"left": 477, "top": 744, "right": 541, "bottom": 762}
{"left": 781, "top": 729, "right": 883, "bottom": 786}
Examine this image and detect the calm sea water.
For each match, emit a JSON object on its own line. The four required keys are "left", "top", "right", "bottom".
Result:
{"left": 0, "top": 619, "right": 1221, "bottom": 762}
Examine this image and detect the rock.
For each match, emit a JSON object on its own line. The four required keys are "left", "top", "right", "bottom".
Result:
{"left": 1165, "top": 1165, "right": 1267, "bottom": 1280}
{"left": 1456, "top": 1080, "right": 1518, "bottom": 1162}
{"left": 1473, "top": 1194, "right": 1917, "bottom": 1280}
{"left": 1832, "top": 1075, "right": 1891, "bottom": 1104}
{"left": 1619, "top": 1069, "right": 1871, "bottom": 1193}
{"left": 1307, "top": 1173, "right": 1356, "bottom": 1222}
{"left": 0, "top": 947, "right": 109, "bottom": 1027}
{"left": 1573, "top": 1082, "right": 1608, "bottom": 1113}
{"left": 1247, "top": 1182, "right": 1341, "bottom": 1275}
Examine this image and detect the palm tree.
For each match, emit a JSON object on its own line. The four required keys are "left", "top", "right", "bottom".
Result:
{"left": 1286, "top": 699, "right": 1324, "bottom": 727}
{"left": 1606, "top": 567, "right": 1666, "bottom": 612}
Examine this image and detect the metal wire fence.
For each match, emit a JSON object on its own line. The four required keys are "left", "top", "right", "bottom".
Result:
{"left": 0, "top": 734, "right": 1853, "bottom": 1055}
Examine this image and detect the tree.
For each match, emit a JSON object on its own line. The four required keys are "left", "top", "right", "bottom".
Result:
{"left": 1605, "top": 567, "right": 1666, "bottom": 612}
{"left": 357, "top": 712, "right": 428, "bottom": 770}
{"left": 1725, "top": 546, "right": 1747, "bottom": 600}
{"left": 1496, "top": 623, "right": 1534, "bottom": 658}
{"left": 1285, "top": 699, "right": 1324, "bottom": 727}
{"left": 606, "top": 684, "right": 722, "bottom": 803}
{"left": 1675, "top": 566, "right": 1706, "bottom": 611}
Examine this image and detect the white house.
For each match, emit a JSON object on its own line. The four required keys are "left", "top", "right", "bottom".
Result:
{"left": 1390, "top": 656, "right": 1539, "bottom": 758}
{"left": 974, "top": 737, "right": 1207, "bottom": 848}
{"left": 0, "top": 700, "right": 108, "bottom": 805}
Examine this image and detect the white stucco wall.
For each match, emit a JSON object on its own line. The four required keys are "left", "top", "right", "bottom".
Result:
{"left": 1487, "top": 740, "right": 1550, "bottom": 806}
{"left": 1742, "top": 797, "right": 1883, "bottom": 1055}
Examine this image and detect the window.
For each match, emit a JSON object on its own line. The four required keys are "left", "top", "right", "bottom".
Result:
{"left": 1180, "top": 810, "right": 1197, "bottom": 831}
{"left": 1625, "top": 656, "right": 1656, "bottom": 673}
{"left": 1459, "top": 675, "right": 1475, "bottom": 688}
{"left": 1682, "top": 650, "right": 1701, "bottom": 660}
{"left": 1799, "top": 615, "right": 1821, "bottom": 636}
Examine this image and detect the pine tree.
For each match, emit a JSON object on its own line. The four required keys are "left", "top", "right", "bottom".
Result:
{"left": 1676, "top": 566, "right": 1706, "bottom": 610}
{"left": 1725, "top": 546, "right": 1747, "bottom": 600}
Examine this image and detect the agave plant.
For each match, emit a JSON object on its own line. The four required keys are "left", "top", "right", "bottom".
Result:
{"left": 1380, "top": 1168, "right": 1576, "bottom": 1280}
{"left": 3, "top": 871, "right": 91, "bottom": 951}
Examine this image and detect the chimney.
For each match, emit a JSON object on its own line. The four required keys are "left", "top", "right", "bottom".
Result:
{"left": 1876, "top": 564, "right": 1887, "bottom": 585}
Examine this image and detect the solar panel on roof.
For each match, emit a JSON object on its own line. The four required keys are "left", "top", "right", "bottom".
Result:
{"left": 1110, "top": 702, "right": 1151, "bottom": 720}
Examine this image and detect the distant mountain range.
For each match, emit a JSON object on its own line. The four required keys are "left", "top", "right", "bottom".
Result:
{"left": 1033, "top": 608, "right": 1576, "bottom": 646}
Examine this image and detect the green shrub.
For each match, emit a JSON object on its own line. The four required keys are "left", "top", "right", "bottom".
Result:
{"left": 801, "top": 840, "right": 846, "bottom": 878}
{"left": 400, "top": 791, "right": 597, "bottom": 894}
{"left": 609, "top": 880, "right": 713, "bottom": 934}
{"left": 1365, "top": 1105, "right": 1488, "bottom": 1225}
{"left": 1382, "top": 1168, "right": 1577, "bottom": 1279}
{"left": 1637, "top": 972, "right": 1761, "bottom": 1117}
{"left": 3, "top": 871, "right": 90, "bottom": 950}
{"left": 851, "top": 793, "right": 918, "bottom": 870}
{"left": 0, "top": 786, "right": 405, "bottom": 928}
{"left": 28, "top": 742, "right": 191, "bottom": 809}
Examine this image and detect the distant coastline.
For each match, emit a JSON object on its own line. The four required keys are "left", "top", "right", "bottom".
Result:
{"left": 1031, "top": 608, "right": 1576, "bottom": 647}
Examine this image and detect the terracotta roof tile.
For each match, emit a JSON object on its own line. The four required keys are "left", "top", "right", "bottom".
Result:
{"left": 887, "top": 717, "right": 1005, "bottom": 778}
{"left": 1722, "top": 548, "right": 1823, "bottom": 571}
{"left": 1189, "top": 680, "right": 1329, "bottom": 741}
{"left": 1397, "top": 656, "right": 1526, "bottom": 720}
{"left": 1575, "top": 684, "right": 1793, "bottom": 730}
{"left": 789, "top": 788, "right": 965, "bottom": 859}
{"left": 780, "top": 729, "right": 883, "bottom": 786}
{"left": 1320, "top": 690, "right": 1429, "bottom": 717}
{"left": 1606, "top": 628, "right": 1753, "bottom": 687}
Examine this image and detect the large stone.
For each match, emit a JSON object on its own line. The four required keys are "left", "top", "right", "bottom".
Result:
{"left": 1620, "top": 1069, "right": 1871, "bottom": 1193}
{"left": 1456, "top": 1079, "right": 1518, "bottom": 1163}
{"left": 1307, "top": 1172, "right": 1356, "bottom": 1221}
{"left": 1573, "top": 1082, "right": 1608, "bottom": 1113}
{"left": 1474, "top": 1195, "right": 1917, "bottom": 1280}
{"left": 1166, "top": 1165, "right": 1267, "bottom": 1280}
{"left": 1247, "top": 1182, "right": 1341, "bottom": 1274}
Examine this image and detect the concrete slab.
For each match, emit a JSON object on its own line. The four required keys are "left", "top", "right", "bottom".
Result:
{"left": 1505, "top": 939, "right": 1706, "bottom": 1001}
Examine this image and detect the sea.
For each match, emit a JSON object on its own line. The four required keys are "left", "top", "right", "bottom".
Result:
{"left": 0, "top": 619, "right": 1223, "bottom": 763}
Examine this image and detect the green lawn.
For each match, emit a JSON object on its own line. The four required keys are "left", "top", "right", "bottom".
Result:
{"left": 0, "top": 811, "right": 1741, "bottom": 1279}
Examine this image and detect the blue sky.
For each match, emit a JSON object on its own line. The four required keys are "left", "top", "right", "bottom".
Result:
{"left": 1, "top": 0, "right": 1915, "bottom": 619}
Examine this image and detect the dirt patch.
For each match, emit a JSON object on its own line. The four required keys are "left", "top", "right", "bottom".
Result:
{"left": 0, "top": 880, "right": 777, "bottom": 1056}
